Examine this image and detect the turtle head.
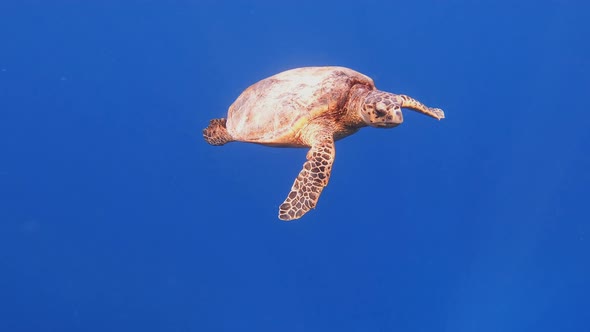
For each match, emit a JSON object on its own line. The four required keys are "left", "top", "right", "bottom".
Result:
{"left": 359, "top": 91, "right": 403, "bottom": 128}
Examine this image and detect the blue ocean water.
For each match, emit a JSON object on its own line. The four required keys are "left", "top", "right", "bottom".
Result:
{"left": 1, "top": 1, "right": 589, "bottom": 331}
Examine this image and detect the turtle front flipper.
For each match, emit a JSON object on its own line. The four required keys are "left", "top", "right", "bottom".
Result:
{"left": 398, "top": 94, "right": 445, "bottom": 120}
{"left": 279, "top": 132, "right": 335, "bottom": 221}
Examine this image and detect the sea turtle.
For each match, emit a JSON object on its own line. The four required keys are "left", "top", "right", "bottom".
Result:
{"left": 203, "top": 66, "right": 444, "bottom": 221}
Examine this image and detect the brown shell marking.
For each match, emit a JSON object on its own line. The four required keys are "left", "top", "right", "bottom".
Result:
{"left": 225, "top": 66, "right": 374, "bottom": 145}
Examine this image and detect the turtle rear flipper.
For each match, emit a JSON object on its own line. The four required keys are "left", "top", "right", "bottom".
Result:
{"left": 203, "top": 118, "right": 234, "bottom": 146}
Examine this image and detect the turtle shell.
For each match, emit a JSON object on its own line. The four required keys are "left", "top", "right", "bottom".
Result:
{"left": 225, "top": 66, "right": 375, "bottom": 145}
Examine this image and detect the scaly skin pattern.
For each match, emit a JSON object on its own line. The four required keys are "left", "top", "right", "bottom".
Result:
{"left": 279, "top": 129, "right": 334, "bottom": 221}
{"left": 203, "top": 118, "right": 233, "bottom": 146}
{"left": 398, "top": 95, "right": 445, "bottom": 120}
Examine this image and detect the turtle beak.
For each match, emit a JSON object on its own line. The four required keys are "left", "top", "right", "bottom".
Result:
{"left": 379, "top": 108, "right": 403, "bottom": 128}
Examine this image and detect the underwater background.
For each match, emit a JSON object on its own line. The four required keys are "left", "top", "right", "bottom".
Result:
{"left": 1, "top": 1, "right": 589, "bottom": 331}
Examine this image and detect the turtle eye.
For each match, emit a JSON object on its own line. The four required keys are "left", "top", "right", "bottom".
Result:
{"left": 375, "top": 107, "right": 387, "bottom": 118}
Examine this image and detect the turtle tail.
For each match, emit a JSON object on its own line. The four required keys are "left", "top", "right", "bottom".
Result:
{"left": 203, "top": 118, "right": 234, "bottom": 146}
